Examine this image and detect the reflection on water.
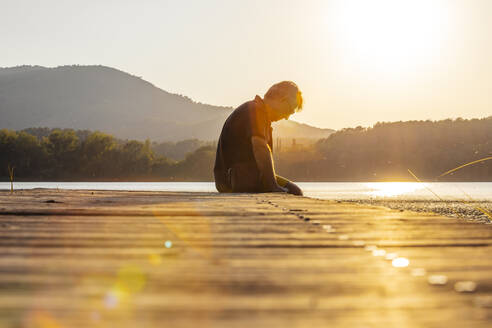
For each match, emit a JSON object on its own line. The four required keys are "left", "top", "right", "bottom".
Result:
{"left": 1, "top": 181, "right": 491, "bottom": 201}
{"left": 365, "top": 182, "right": 427, "bottom": 197}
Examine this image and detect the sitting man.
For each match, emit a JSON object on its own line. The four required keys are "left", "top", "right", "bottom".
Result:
{"left": 214, "top": 81, "right": 303, "bottom": 195}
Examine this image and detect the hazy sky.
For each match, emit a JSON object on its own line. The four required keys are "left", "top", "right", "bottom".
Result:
{"left": 1, "top": 0, "right": 491, "bottom": 129}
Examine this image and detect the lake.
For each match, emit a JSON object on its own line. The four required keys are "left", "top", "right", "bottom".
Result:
{"left": 1, "top": 182, "right": 491, "bottom": 201}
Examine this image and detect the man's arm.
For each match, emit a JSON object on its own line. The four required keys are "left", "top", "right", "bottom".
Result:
{"left": 251, "top": 136, "right": 287, "bottom": 192}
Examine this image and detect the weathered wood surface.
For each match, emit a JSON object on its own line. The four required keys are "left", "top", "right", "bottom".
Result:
{"left": 0, "top": 189, "right": 491, "bottom": 328}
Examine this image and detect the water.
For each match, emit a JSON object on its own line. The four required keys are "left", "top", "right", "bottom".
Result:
{"left": 1, "top": 182, "right": 491, "bottom": 201}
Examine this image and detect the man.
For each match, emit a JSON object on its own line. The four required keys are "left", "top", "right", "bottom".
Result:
{"left": 214, "top": 81, "right": 303, "bottom": 195}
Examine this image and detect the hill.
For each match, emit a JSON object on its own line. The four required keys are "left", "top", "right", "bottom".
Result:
{"left": 0, "top": 65, "right": 334, "bottom": 141}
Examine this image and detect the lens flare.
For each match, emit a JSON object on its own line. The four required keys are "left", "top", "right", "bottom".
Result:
{"left": 116, "top": 265, "right": 147, "bottom": 293}
{"left": 148, "top": 253, "right": 162, "bottom": 265}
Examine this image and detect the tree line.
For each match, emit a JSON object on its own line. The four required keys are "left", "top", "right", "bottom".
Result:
{"left": 275, "top": 116, "right": 492, "bottom": 181}
{"left": 24, "top": 127, "right": 213, "bottom": 161}
{"left": 1, "top": 116, "right": 491, "bottom": 182}
{"left": 0, "top": 129, "right": 215, "bottom": 181}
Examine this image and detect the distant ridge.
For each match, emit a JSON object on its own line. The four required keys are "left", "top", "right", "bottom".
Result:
{"left": 0, "top": 65, "right": 334, "bottom": 141}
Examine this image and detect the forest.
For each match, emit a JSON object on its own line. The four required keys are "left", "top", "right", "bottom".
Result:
{"left": 1, "top": 116, "right": 491, "bottom": 182}
{"left": 0, "top": 128, "right": 215, "bottom": 181}
{"left": 275, "top": 116, "right": 492, "bottom": 181}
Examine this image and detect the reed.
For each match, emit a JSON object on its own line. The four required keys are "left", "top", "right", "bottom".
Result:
{"left": 408, "top": 156, "right": 492, "bottom": 221}
{"left": 438, "top": 156, "right": 492, "bottom": 179}
{"left": 455, "top": 186, "right": 492, "bottom": 220}
{"left": 7, "top": 164, "right": 15, "bottom": 193}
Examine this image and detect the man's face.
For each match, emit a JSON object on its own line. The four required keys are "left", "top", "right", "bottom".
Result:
{"left": 269, "top": 108, "right": 291, "bottom": 122}
{"left": 269, "top": 97, "right": 294, "bottom": 122}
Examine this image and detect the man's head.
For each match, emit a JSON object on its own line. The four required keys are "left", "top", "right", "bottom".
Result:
{"left": 263, "top": 81, "right": 303, "bottom": 122}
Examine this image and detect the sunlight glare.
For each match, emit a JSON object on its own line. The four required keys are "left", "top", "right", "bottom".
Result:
{"left": 392, "top": 257, "right": 410, "bottom": 268}
{"left": 372, "top": 249, "right": 386, "bottom": 257}
{"left": 454, "top": 281, "right": 477, "bottom": 293}
{"left": 365, "top": 182, "right": 427, "bottom": 197}
{"left": 428, "top": 275, "right": 448, "bottom": 285}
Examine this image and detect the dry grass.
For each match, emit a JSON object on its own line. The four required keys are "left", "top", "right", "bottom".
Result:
{"left": 408, "top": 157, "right": 492, "bottom": 221}
{"left": 7, "top": 164, "right": 14, "bottom": 193}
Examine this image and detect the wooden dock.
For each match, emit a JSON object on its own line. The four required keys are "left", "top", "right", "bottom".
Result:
{"left": 0, "top": 189, "right": 491, "bottom": 327}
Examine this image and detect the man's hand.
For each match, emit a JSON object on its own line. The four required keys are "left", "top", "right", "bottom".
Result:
{"left": 275, "top": 175, "right": 303, "bottom": 196}
{"left": 285, "top": 181, "right": 303, "bottom": 196}
{"left": 272, "top": 184, "right": 288, "bottom": 193}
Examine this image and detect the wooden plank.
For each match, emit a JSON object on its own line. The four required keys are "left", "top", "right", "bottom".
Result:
{"left": 0, "top": 190, "right": 491, "bottom": 327}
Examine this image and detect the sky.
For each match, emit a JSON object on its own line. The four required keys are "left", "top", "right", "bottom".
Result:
{"left": 1, "top": 0, "right": 491, "bottom": 130}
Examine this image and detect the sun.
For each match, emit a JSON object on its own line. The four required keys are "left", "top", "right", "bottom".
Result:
{"left": 330, "top": 0, "right": 452, "bottom": 75}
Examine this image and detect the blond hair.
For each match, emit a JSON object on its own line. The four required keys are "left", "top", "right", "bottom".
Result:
{"left": 264, "top": 81, "right": 303, "bottom": 113}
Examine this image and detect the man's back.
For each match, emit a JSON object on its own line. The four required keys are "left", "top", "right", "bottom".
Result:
{"left": 214, "top": 96, "right": 272, "bottom": 192}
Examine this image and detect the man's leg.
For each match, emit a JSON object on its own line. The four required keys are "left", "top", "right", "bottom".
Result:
{"left": 215, "top": 170, "right": 232, "bottom": 193}
{"left": 276, "top": 175, "right": 303, "bottom": 196}
{"left": 229, "top": 163, "right": 263, "bottom": 192}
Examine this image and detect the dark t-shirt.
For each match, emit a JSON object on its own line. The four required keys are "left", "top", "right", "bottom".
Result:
{"left": 214, "top": 95, "right": 273, "bottom": 192}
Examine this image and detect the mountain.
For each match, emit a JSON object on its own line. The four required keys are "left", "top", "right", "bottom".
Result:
{"left": 0, "top": 65, "right": 334, "bottom": 141}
